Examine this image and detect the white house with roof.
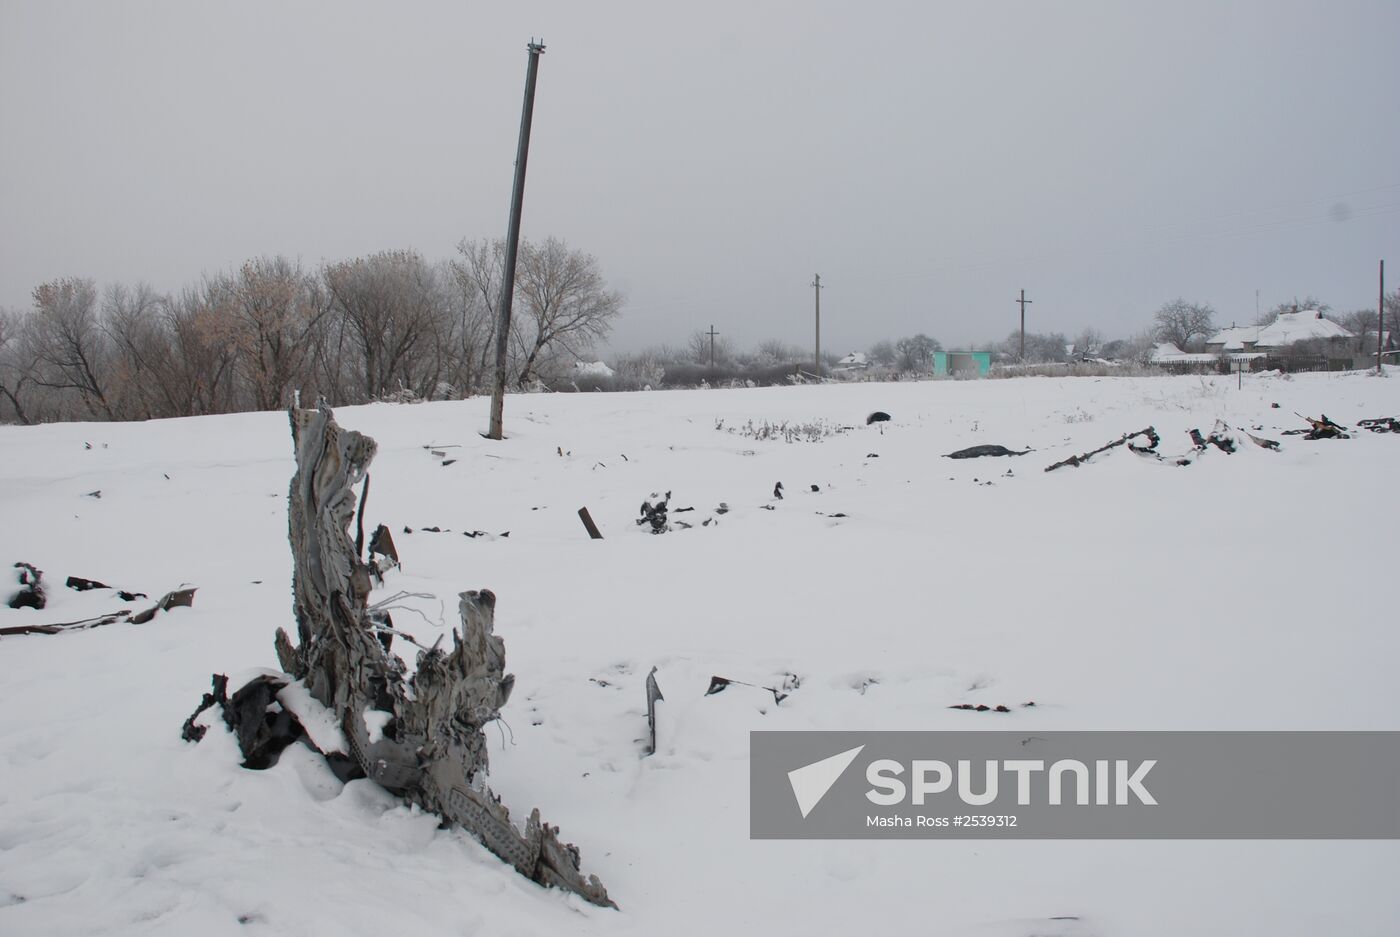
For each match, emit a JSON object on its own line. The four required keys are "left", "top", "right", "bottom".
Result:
{"left": 834, "top": 351, "right": 869, "bottom": 371}
{"left": 573, "top": 360, "right": 615, "bottom": 378}
{"left": 1149, "top": 342, "right": 1218, "bottom": 365}
{"left": 1207, "top": 310, "right": 1352, "bottom": 355}
{"left": 1205, "top": 324, "right": 1263, "bottom": 354}
{"left": 1253, "top": 310, "right": 1352, "bottom": 348}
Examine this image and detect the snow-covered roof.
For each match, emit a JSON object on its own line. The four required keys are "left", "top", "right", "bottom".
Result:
{"left": 1253, "top": 311, "right": 1353, "bottom": 347}
{"left": 1150, "top": 342, "right": 1183, "bottom": 360}
{"left": 574, "top": 360, "right": 615, "bottom": 378}
{"left": 837, "top": 351, "right": 868, "bottom": 365}
{"left": 1207, "top": 325, "right": 1260, "bottom": 351}
{"left": 1151, "top": 342, "right": 1217, "bottom": 364}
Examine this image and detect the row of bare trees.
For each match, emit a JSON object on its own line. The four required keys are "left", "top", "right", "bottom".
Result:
{"left": 0, "top": 238, "right": 622, "bottom": 424}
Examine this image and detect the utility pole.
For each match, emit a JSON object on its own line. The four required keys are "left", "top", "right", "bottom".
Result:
{"left": 706, "top": 324, "right": 719, "bottom": 369}
{"left": 487, "top": 39, "right": 545, "bottom": 441}
{"left": 1379, "top": 259, "right": 1386, "bottom": 375}
{"left": 1016, "top": 289, "right": 1033, "bottom": 362}
{"left": 812, "top": 274, "right": 823, "bottom": 379}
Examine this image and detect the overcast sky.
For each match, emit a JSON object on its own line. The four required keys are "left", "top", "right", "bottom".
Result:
{"left": 3, "top": 1, "right": 1398, "bottom": 355}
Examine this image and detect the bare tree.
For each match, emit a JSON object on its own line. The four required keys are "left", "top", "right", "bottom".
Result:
{"left": 512, "top": 238, "right": 623, "bottom": 387}
{"left": 686, "top": 328, "right": 735, "bottom": 366}
{"left": 1341, "top": 289, "right": 1400, "bottom": 353}
{"left": 1000, "top": 329, "right": 1069, "bottom": 363}
{"left": 753, "top": 338, "right": 802, "bottom": 365}
{"left": 0, "top": 309, "right": 36, "bottom": 424}
{"left": 26, "top": 278, "right": 117, "bottom": 419}
{"left": 449, "top": 241, "right": 506, "bottom": 395}
{"left": 1074, "top": 327, "right": 1103, "bottom": 356}
{"left": 867, "top": 340, "right": 898, "bottom": 368}
{"left": 323, "top": 251, "right": 446, "bottom": 401}
{"left": 210, "top": 257, "right": 329, "bottom": 411}
{"left": 102, "top": 282, "right": 169, "bottom": 420}
{"left": 894, "top": 333, "right": 941, "bottom": 371}
{"left": 158, "top": 286, "right": 242, "bottom": 416}
{"left": 1153, "top": 299, "right": 1216, "bottom": 350}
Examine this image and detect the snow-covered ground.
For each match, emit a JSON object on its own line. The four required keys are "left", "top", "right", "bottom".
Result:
{"left": 2, "top": 372, "right": 1398, "bottom": 937}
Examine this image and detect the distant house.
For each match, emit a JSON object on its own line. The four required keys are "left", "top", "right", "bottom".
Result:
{"left": 1150, "top": 342, "right": 1217, "bottom": 366}
{"left": 1251, "top": 310, "right": 1352, "bottom": 349}
{"left": 834, "top": 351, "right": 869, "bottom": 371}
{"left": 1205, "top": 325, "right": 1262, "bottom": 355}
{"left": 1355, "top": 330, "right": 1399, "bottom": 368}
{"left": 1358, "top": 329, "right": 1396, "bottom": 354}
{"left": 1207, "top": 311, "right": 1352, "bottom": 355}
{"left": 573, "top": 360, "right": 615, "bottom": 379}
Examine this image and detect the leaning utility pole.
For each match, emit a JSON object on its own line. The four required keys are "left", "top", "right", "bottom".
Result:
{"left": 812, "top": 274, "right": 823, "bottom": 379}
{"left": 487, "top": 39, "right": 546, "bottom": 441}
{"left": 1017, "top": 289, "right": 1032, "bottom": 362}
{"left": 706, "top": 324, "right": 719, "bottom": 369}
{"left": 1379, "top": 259, "right": 1386, "bottom": 375}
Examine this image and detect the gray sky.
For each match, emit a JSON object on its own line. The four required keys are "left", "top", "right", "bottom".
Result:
{"left": 3, "top": 1, "right": 1398, "bottom": 355}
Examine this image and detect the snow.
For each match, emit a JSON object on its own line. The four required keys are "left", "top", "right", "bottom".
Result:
{"left": 2, "top": 372, "right": 1399, "bottom": 936}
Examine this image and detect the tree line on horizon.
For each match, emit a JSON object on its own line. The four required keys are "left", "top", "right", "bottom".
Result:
{"left": 4, "top": 250, "right": 1395, "bottom": 425}
{"left": 0, "top": 238, "right": 622, "bottom": 425}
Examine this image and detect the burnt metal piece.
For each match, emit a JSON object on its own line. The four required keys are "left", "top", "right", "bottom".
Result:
{"left": 644, "top": 667, "right": 664, "bottom": 756}
{"left": 944, "top": 445, "right": 1029, "bottom": 459}
{"left": 8, "top": 562, "right": 45, "bottom": 610}
{"left": 1044, "top": 427, "right": 1160, "bottom": 472}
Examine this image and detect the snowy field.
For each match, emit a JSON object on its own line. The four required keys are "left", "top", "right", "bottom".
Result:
{"left": 2, "top": 371, "right": 1398, "bottom": 937}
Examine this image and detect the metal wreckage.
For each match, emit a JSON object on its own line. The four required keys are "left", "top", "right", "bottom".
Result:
{"left": 182, "top": 405, "right": 614, "bottom": 908}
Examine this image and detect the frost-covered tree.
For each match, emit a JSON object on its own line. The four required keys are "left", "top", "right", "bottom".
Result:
{"left": 1153, "top": 299, "right": 1215, "bottom": 350}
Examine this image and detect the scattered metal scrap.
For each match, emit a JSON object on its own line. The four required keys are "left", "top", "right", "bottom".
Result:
{"left": 7, "top": 562, "right": 45, "bottom": 610}
{"left": 1282, "top": 414, "right": 1350, "bottom": 439}
{"left": 644, "top": 667, "right": 664, "bottom": 756}
{"left": 1358, "top": 416, "right": 1399, "bottom": 433}
{"left": 949, "top": 701, "right": 1037, "bottom": 714}
{"left": 944, "top": 444, "right": 1030, "bottom": 459}
{"left": 1044, "top": 427, "right": 1161, "bottom": 472}
{"left": 367, "top": 524, "right": 399, "bottom": 583}
{"left": 66, "top": 575, "right": 146, "bottom": 600}
{"left": 1243, "top": 430, "right": 1281, "bottom": 451}
{"left": 1, "top": 584, "right": 196, "bottom": 636}
{"left": 638, "top": 492, "right": 670, "bottom": 533}
{"left": 705, "top": 673, "right": 801, "bottom": 705}
{"left": 129, "top": 587, "right": 197, "bottom": 624}
{"left": 867, "top": 411, "right": 891, "bottom": 424}
{"left": 180, "top": 673, "right": 360, "bottom": 782}
{"left": 577, "top": 507, "right": 604, "bottom": 539}
{"left": 1, "top": 611, "right": 130, "bottom": 636}
{"left": 1188, "top": 425, "right": 1236, "bottom": 453}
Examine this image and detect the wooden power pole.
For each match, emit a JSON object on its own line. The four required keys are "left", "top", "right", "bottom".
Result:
{"left": 1017, "top": 289, "right": 1033, "bottom": 362}
{"left": 1379, "top": 259, "right": 1386, "bottom": 375}
{"left": 487, "top": 39, "right": 545, "bottom": 441}
{"left": 812, "top": 274, "right": 823, "bottom": 379}
{"left": 706, "top": 324, "right": 719, "bottom": 369}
